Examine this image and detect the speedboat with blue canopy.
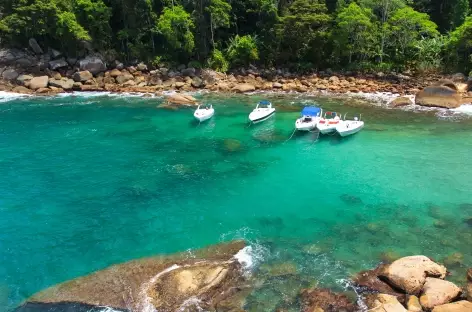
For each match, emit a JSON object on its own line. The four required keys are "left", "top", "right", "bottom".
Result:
{"left": 249, "top": 100, "right": 275, "bottom": 123}
{"left": 295, "top": 106, "right": 323, "bottom": 131}
{"left": 317, "top": 111, "right": 341, "bottom": 134}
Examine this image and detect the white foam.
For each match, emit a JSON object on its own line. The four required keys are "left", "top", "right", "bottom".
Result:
{"left": 234, "top": 246, "right": 254, "bottom": 269}
{"left": 452, "top": 104, "right": 472, "bottom": 115}
{"left": 0, "top": 91, "right": 32, "bottom": 103}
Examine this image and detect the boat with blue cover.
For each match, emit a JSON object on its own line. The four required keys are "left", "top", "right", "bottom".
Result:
{"left": 295, "top": 106, "right": 323, "bottom": 131}
{"left": 249, "top": 100, "right": 275, "bottom": 123}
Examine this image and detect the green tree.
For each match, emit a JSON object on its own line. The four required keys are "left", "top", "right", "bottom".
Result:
{"left": 156, "top": 5, "right": 195, "bottom": 57}
{"left": 74, "top": 0, "right": 112, "bottom": 49}
{"left": 447, "top": 16, "right": 472, "bottom": 72}
{"left": 206, "top": 0, "right": 231, "bottom": 46}
{"left": 276, "top": 0, "right": 332, "bottom": 66}
{"left": 226, "top": 34, "right": 259, "bottom": 67}
{"left": 207, "top": 48, "right": 229, "bottom": 71}
{"left": 334, "top": 2, "right": 376, "bottom": 63}
{"left": 387, "top": 7, "right": 439, "bottom": 64}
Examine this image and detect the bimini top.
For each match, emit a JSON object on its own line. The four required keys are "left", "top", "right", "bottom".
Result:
{"left": 301, "top": 106, "right": 321, "bottom": 116}
{"left": 259, "top": 100, "right": 272, "bottom": 106}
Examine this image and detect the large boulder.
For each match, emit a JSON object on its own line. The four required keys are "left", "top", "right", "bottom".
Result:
{"left": 420, "top": 278, "right": 462, "bottom": 309}
{"left": 48, "top": 79, "right": 74, "bottom": 90}
{"left": 16, "top": 74, "right": 33, "bottom": 86}
{"left": 73, "top": 71, "right": 93, "bottom": 82}
{"left": 0, "top": 49, "right": 31, "bottom": 66}
{"left": 12, "top": 86, "right": 33, "bottom": 94}
{"left": 300, "top": 288, "right": 357, "bottom": 312}
{"left": 2, "top": 69, "right": 19, "bottom": 80}
{"left": 79, "top": 56, "right": 106, "bottom": 75}
{"left": 432, "top": 301, "right": 472, "bottom": 312}
{"left": 18, "top": 241, "right": 248, "bottom": 312}
{"left": 28, "top": 38, "right": 43, "bottom": 54}
{"left": 390, "top": 96, "right": 413, "bottom": 108}
{"left": 49, "top": 58, "right": 68, "bottom": 70}
{"left": 181, "top": 67, "right": 196, "bottom": 77}
{"left": 115, "top": 74, "right": 134, "bottom": 84}
{"left": 109, "top": 69, "right": 122, "bottom": 77}
{"left": 232, "top": 83, "right": 256, "bottom": 93}
{"left": 415, "top": 86, "right": 462, "bottom": 109}
{"left": 166, "top": 94, "right": 197, "bottom": 105}
{"left": 136, "top": 62, "right": 147, "bottom": 71}
{"left": 379, "top": 256, "right": 447, "bottom": 295}
{"left": 191, "top": 76, "right": 205, "bottom": 88}
{"left": 451, "top": 73, "right": 466, "bottom": 83}
{"left": 364, "top": 294, "right": 407, "bottom": 312}
{"left": 29, "top": 76, "right": 49, "bottom": 90}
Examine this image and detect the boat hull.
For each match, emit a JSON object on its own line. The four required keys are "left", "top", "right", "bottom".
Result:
{"left": 336, "top": 121, "right": 364, "bottom": 137}
{"left": 194, "top": 109, "right": 215, "bottom": 122}
{"left": 295, "top": 118, "right": 320, "bottom": 131}
{"left": 249, "top": 108, "right": 275, "bottom": 123}
{"left": 317, "top": 122, "right": 339, "bottom": 134}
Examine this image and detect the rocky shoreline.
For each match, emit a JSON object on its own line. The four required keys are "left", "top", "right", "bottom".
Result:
{"left": 14, "top": 241, "right": 472, "bottom": 312}
{"left": 2, "top": 48, "right": 472, "bottom": 110}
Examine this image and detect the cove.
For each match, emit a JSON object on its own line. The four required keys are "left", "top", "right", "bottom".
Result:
{"left": 0, "top": 92, "right": 471, "bottom": 311}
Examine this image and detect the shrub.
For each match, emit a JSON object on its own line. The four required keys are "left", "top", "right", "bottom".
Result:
{"left": 207, "top": 49, "right": 229, "bottom": 72}
{"left": 187, "top": 60, "right": 203, "bottom": 69}
{"left": 226, "top": 35, "right": 259, "bottom": 67}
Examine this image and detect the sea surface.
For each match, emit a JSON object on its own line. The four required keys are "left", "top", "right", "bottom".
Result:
{"left": 0, "top": 92, "right": 471, "bottom": 311}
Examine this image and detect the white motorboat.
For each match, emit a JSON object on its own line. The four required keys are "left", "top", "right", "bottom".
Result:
{"left": 336, "top": 115, "right": 364, "bottom": 137}
{"left": 317, "top": 111, "right": 341, "bottom": 134}
{"left": 295, "top": 106, "right": 323, "bottom": 131}
{"left": 194, "top": 104, "right": 214, "bottom": 122}
{"left": 249, "top": 100, "right": 275, "bottom": 123}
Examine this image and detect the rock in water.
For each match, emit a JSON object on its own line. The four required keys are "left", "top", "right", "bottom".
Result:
{"left": 18, "top": 241, "right": 248, "bottom": 312}
{"left": 12, "top": 86, "right": 32, "bottom": 94}
{"left": 415, "top": 86, "right": 461, "bottom": 109}
{"left": 389, "top": 96, "right": 413, "bottom": 108}
{"left": 467, "top": 268, "right": 472, "bottom": 301}
{"left": 431, "top": 301, "right": 472, "bottom": 312}
{"left": 340, "top": 194, "right": 363, "bottom": 205}
{"left": 300, "top": 288, "right": 357, "bottom": 312}
{"left": 28, "top": 38, "right": 43, "bottom": 55}
{"left": 419, "top": 278, "right": 462, "bottom": 309}
{"left": 379, "top": 256, "right": 447, "bottom": 295}
{"left": 166, "top": 94, "right": 197, "bottom": 105}
{"left": 365, "top": 294, "right": 407, "bottom": 312}
{"left": 353, "top": 264, "right": 405, "bottom": 297}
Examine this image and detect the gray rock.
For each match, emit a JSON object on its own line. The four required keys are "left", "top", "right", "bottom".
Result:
{"left": 49, "top": 78, "right": 74, "bottom": 90}
{"left": 73, "top": 82, "right": 82, "bottom": 90}
{"left": 115, "top": 61, "right": 124, "bottom": 70}
{"left": 50, "top": 49, "right": 62, "bottom": 59}
{"left": 67, "top": 58, "right": 78, "bottom": 66}
{"left": 0, "top": 49, "right": 23, "bottom": 65}
{"left": 451, "top": 73, "right": 466, "bottom": 83}
{"left": 127, "top": 66, "right": 137, "bottom": 73}
{"left": 2, "top": 69, "right": 19, "bottom": 80}
{"left": 29, "top": 76, "right": 49, "bottom": 90}
{"left": 167, "top": 71, "right": 178, "bottom": 78}
{"left": 28, "top": 38, "right": 43, "bottom": 54}
{"left": 136, "top": 62, "right": 147, "bottom": 71}
{"left": 16, "top": 74, "right": 33, "bottom": 85}
{"left": 191, "top": 76, "right": 205, "bottom": 88}
{"left": 182, "top": 67, "right": 196, "bottom": 77}
{"left": 177, "top": 64, "right": 186, "bottom": 71}
{"left": 49, "top": 58, "right": 68, "bottom": 70}
{"left": 159, "top": 68, "right": 169, "bottom": 76}
{"left": 79, "top": 56, "right": 106, "bottom": 75}
{"left": 73, "top": 70, "right": 93, "bottom": 82}
{"left": 15, "top": 58, "right": 35, "bottom": 68}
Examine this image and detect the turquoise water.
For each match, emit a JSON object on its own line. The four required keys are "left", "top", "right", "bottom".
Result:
{"left": 1, "top": 93, "right": 472, "bottom": 311}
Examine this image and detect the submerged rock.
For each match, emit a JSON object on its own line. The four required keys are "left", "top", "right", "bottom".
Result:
{"left": 442, "top": 252, "right": 464, "bottom": 268}
{"left": 467, "top": 268, "right": 472, "bottom": 301}
{"left": 222, "top": 139, "right": 242, "bottom": 153}
{"left": 352, "top": 264, "right": 405, "bottom": 297}
{"left": 19, "top": 241, "right": 249, "bottom": 312}
{"left": 300, "top": 288, "right": 357, "bottom": 312}
{"left": 340, "top": 194, "right": 363, "bottom": 205}
{"left": 166, "top": 94, "right": 197, "bottom": 106}
{"left": 259, "top": 262, "right": 298, "bottom": 277}
{"left": 379, "top": 256, "right": 447, "bottom": 295}
{"left": 419, "top": 278, "right": 462, "bottom": 309}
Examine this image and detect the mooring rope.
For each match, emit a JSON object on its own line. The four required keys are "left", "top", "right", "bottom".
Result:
{"left": 285, "top": 128, "right": 297, "bottom": 143}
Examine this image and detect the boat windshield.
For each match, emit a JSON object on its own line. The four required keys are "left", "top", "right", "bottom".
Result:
{"left": 258, "top": 100, "right": 271, "bottom": 108}
{"left": 199, "top": 105, "right": 212, "bottom": 110}
{"left": 302, "top": 116, "right": 313, "bottom": 122}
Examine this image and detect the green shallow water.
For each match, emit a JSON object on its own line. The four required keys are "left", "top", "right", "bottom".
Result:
{"left": 0, "top": 92, "right": 471, "bottom": 311}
